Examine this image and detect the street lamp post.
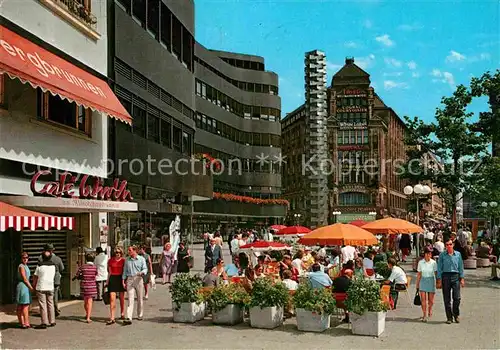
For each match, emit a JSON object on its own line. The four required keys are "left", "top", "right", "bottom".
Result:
{"left": 332, "top": 211, "right": 341, "bottom": 224}
{"left": 293, "top": 213, "right": 302, "bottom": 226}
{"left": 404, "top": 184, "right": 432, "bottom": 258}
{"left": 482, "top": 201, "right": 498, "bottom": 240}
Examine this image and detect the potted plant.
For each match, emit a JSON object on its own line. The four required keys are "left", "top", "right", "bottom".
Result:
{"left": 207, "top": 284, "right": 250, "bottom": 325}
{"left": 346, "top": 278, "right": 388, "bottom": 337}
{"left": 374, "top": 261, "right": 391, "bottom": 279}
{"left": 293, "top": 282, "right": 336, "bottom": 332}
{"left": 170, "top": 273, "right": 205, "bottom": 323}
{"left": 249, "top": 277, "right": 289, "bottom": 329}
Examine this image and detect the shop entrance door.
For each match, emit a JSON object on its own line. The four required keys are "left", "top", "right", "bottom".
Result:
{"left": 0, "top": 229, "right": 22, "bottom": 304}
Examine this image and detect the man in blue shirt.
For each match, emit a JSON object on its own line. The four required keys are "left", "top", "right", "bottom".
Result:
{"left": 437, "top": 238, "right": 465, "bottom": 324}
{"left": 122, "top": 245, "right": 148, "bottom": 325}
{"left": 308, "top": 263, "right": 333, "bottom": 289}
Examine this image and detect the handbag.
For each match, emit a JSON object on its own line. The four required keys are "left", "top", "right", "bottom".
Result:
{"left": 103, "top": 289, "right": 110, "bottom": 305}
{"left": 413, "top": 289, "right": 421, "bottom": 306}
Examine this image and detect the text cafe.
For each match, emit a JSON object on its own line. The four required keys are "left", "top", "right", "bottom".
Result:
{"left": 0, "top": 170, "right": 137, "bottom": 302}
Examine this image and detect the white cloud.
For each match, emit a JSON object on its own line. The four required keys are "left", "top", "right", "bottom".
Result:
{"left": 412, "top": 72, "right": 421, "bottom": 78}
{"left": 398, "top": 23, "right": 423, "bottom": 31}
{"left": 469, "top": 52, "right": 491, "bottom": 62}
{"left": 384, "top": 57, "right": 402, "bottom": 68}
{"left": 363, "top": 20, "right": 373, "bottom": 29}
{"left": 345, "top": 41, "right": 358, "bottom": 48}
{"left": 446, "top": 50, "right": 466, "bottom": 63}
{"left": 384, "top": 80, "right": 408, "bottom": 90}
{"left": 383, "top": 72, "right": 403, "bottom": 77}
{"left": 431, "top": 69, "right": 455, "bottom": 88}
{"left": 375, "top": 34, "right": 395, "bottom": 47}
{"left": 326, "top": 61, "right": 342, "bottom": 72}
{"left": 407, "top": 61, "right": 417, "bottom": 70}
{"left": 356, "top": 54, "right": 376, "bottom": 69}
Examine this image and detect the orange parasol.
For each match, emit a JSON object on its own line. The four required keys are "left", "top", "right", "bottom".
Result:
{"left": 298, "top": 223, "right": 378, "bottom": 246}
{"left": 361, "top": 217, "right": 423, "bottom": 235}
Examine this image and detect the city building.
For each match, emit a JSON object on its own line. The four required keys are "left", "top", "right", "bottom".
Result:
{"left": 0, "top": 0, "right": 136, "bottom": 303}
{"left": 193, "top": 46, "right": 285, "bottom": 234}
{"left": 107, "top": 0, "right": 285, "bottom": 242}
{"left": 282, "top": 56, "right": 409, "bottom": 225}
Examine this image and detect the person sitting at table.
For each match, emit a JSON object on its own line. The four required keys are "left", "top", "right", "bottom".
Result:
{"left": 308, "top": 263, "right": 333, "bottom": 289}
{"left": 292, "top": 251, "right": 306, "bottom": 276}
{"left": 279, "top": 255, "right": 299, "bottom": 282}
{"left": 363, "top": 251, "right": 376, "bottom": 278}
{"left": 332, "top": 269, "right": 353, "bottom": 323}
{"left": 202, "top": 267, "right": 220, "bottom": 287}
{"left": 383, "top": 258, "right": 408, "bottom": 309}
{"left": 224, "top": 256, "right": 241, "bottom": 278}
{"left": 254, "top": 264, "right": 266, "bottom": 279}
{"left": 340, "top": 260, "right": 355, "bottom": 276}
{"left": 282, "top": 269, "right": 298, "bottom": 291}
{"left": 354, "top": 257, "right": 368, "bottom": 279}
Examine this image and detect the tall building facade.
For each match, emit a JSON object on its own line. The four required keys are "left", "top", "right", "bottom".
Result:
{"left": 304, "top": 50, "right": 329, "bottom": 228}
{"left": 283, "top": 56, "right": 409, "bottom": 225}
{"left": 107, "top": 0, "right": 285, "bottom": 241}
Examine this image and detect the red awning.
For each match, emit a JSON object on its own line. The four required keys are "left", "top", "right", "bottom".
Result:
{"left": 0, "top": 201, "right": 74, "bottom": 232}
{"left": 0, "top": 25, "right": 132, "bottom": 125}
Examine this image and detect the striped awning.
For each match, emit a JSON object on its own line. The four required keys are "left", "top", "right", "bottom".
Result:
{"left": 0, "top": 201, "right": 74, "bottom": 232}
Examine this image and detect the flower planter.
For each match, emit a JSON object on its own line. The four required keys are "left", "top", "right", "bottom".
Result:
{"left": 173, "top": 302, "right": 206, "bottom": 323}
{"left": 350, "top": 311, "right": 386, "bottom": 337}
{"left": 212, "top": 304, "right": 244, "bottom": 325}
{"left": 249, "top": 306, "right": 284, "bottom": 329}
{"left": 295, "top": 308, "right": 330, "bottom": 332}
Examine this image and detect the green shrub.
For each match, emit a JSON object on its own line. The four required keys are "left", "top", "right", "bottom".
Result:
{"left": 346, "top": 278, "right": 388, "bottom": 315}
{"left": 250, "top": 277, "right": 289, "bottom": 308}
{"left": 169, "top": 273, "right": 203, "bottom": 309}
{"left": 207, "top": 284, "right": 251, "bottom": 313}
{"left": 293, "top": 282, "right": 336, "bottom": 315}
{"left": 374, "top": 261, "right": 391, "bottom": 279}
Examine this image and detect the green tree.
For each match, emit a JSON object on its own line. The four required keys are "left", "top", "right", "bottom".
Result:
{"left": 401, "top": 85, "right": 488, "bottom": 224}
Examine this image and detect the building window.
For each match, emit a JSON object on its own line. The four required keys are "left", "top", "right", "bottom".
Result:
{"left": 160, "top": 3, "right": 171, "bottom": 50}
{"left": 173, "top": 125, "right": 182, "bottom": 152}
{"left": 182, "top": 131, "right": 192, "bottom": 155}
{"left": 37, "top": 90, "right": 91, "bottom": 136}
{"left": 357, "top": 130, "right": 362, "bottom": 144}
{"left": 340, "top": 192, "right": 370, "bottom": 205}
{"left": 147, "top": 113, "right": 159, "bottom": 142}
{"left": 132, "top": 0, "right": 146, "bottom": 26}
{"left": 172, "top": 16, "right": 182, "bottom": 58}
{"left": 182, "top": 27, "right": 193, "bottom": 71}
{"left": 117, "top": 0, "right": 131, "bottom": 12}
{"left": 147, "top": 0, "right": 159, "bottom": 37}
{"left": 363, "top": 130, "right": 368, "bottom": 144}
{"left": 160, "top": 119, "right": 171, "bottom": 147}
{"left": 132, "top": 105, "right": 146, "bottom": 137}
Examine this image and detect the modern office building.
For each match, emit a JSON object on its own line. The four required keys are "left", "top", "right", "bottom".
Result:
{"left": 282, "top": 56, "right": 409, "bottom": 225}
{"left": 0, "top": 0, "right": 136, "bottom": 303}
{"left": 107, "top": 0, "right": 285, "bottom": 240}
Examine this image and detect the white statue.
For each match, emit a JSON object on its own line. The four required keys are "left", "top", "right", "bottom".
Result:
{"left": 169, "top": 215, "right": 181, "bottom": 260}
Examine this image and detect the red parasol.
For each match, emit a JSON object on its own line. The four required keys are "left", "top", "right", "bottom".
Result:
{"left": 349, "top": 220, "right": 368, "bottom": 227}
{"left": 269, "top": 224, "right": 287, "bottom": 231}
{"left": 275, "top": 226, "right": 311, "bottom": 236}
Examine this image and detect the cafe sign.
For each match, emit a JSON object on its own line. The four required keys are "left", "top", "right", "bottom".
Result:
{"left": 30, "top": 170, "right": 133, "bottom": 202}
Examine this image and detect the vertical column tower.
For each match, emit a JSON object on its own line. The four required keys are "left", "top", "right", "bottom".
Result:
{"left": 304, "top": 50, "right": 329, "bottom": 228}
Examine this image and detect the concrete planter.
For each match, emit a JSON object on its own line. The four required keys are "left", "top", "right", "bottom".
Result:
{"left": 350, "top": 311, "right": 386, "bottom": 337}
{"left": 212, "top": 304, "right": 244, "bottom": 325}
{"left": 249, "top": 306, "right": 284, "bottom": 329}
{"left": 464, "top": 258, "right": 477, "bottom": 269}
{"left": 173, "top": 302, "right": 206, "bottom": 323}
{"left": 296, "top": 308, "right": 331, "bottom": 332}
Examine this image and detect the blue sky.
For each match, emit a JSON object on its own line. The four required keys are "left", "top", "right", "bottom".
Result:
{"left": 195, "top": 0, "right": 499, "bottom": 123}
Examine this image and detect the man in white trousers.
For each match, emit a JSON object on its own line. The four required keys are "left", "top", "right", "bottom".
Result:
{"left": 122, "top": 245, "right": 148, "bottom": 325}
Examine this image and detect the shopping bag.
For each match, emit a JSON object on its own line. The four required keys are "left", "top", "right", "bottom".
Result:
{"left": 413, "top": 290, "right": 421, "bottom": 306}
{"left": 150, "top": 274, "right": 157, "bottom": 290}
{"left": 103, "top": 290, "right": 110, "bottom": 305}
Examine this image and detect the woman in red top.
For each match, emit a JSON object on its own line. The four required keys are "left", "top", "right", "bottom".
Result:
{"left": 106, "top": 246, "right": 125, "bottom": 325}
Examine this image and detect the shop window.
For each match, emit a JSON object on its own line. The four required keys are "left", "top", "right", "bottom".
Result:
{"left": 172, "top": 16, "right": 182, "bottom": 58}
{"left": 160, "top": 3, "right": 171, "bottom": 50}
{"left": 173, "top": 126, "right": 182, "bottom": 152}
{"left": 37, "top": 90, "right": 91, "bottom": 136}
{"left": 132, "top": 0, "right": 146, "bottom": 26}
{"left": 160, "top": 119, "right": 171, "bottom": 147}
{"left": 147, "top": 0, "right": 159, "bottom": 37}
{"left": 132, "top": 105, "right": 146, "bottom": 137}
{"left": 147, "top": 113, "right": 160, "bottom": 142}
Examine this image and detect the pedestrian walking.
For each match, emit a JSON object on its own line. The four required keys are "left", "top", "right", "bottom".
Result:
{"left": 437, "top": 238, "right": 465, "bottom": 324}
{"left": 75, "top": 253, "right": 98, "bottom": 323}
{"left": 122, "top": 245, "right": 147, "bottom": 325}
{"left": 37, "top": 244, "right": 64, "bottom": 317}
{"left": 16, "top": 252, "right": 33, "bottom": 329}
{"left": 176, "top": 242, "right": 191, "bottom": 273}
{"left": 138, "top": 245, "right": 153, "bottom": 300}
{"left": 416, "top": 247, "right": 437, "bottom": 322}
{"left": 33, "top": 251, "right": 56, "bottom": 329}
{"left": 94, "top": 247, "right": 108, "bottom": 301}
{"left": 160, "top": 243, "right": 175, "bottom": 284}
{"left": 106, "top": 246, "right": 126, "bottom": 325}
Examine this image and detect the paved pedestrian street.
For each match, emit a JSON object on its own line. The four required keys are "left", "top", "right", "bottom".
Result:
{"left": 1, "top": 245, "right": 499, "bottom": 349}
